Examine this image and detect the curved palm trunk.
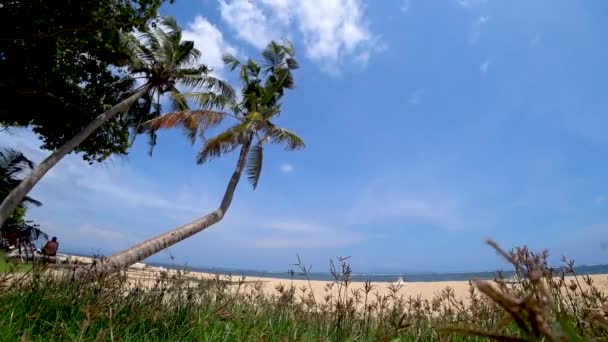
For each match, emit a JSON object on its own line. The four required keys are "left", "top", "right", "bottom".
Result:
{"left": 0, "top": 85, "right": 151, "bottom": 228}
{"left": 102, "top": 137, "right": 252, "bottom": 270}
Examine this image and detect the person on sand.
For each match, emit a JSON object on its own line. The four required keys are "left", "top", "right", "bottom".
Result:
{"left": 42, "top": 237, "right": 59, "bottom": 257}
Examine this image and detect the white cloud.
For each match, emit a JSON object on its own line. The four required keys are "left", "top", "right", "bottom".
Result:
{"left": 38, "top": 220, "right": 145, "bottom": 255}
{"left": 265, "top": 219, "right": 327, "bottom": 233}
{"left": 2, "top": 132, "right": 212, "bottom": 216}
{"left": 401, "top": 0, "right": 411, "bottom": 13}
{"left": 260, "top": 0, "right": 292, "bottom": 24}
{"left": 529, "top": 33, "right": 542, "bottom": 48}
{"left": 250, "top": 234, "right": 363, "bottom": 248}
{"left": 77, "top": 225, "right": 130, "bottom": 243}
{"left": 248, "top": 219, "right": 365, "bottom": 248}
{"left": 408, "top": 88, "right": 424, "bottom": 105}
{"left": 297, "top": 0, "right": 379, "bottom": 67}
{"left": 480, "top": 60, "right": 490, "bottom": 73}
{"left": 219, "top": 0, "right": 275, "bottom": 49}
{"left": 351, "top": 196, "right": 465, "bottom": 229}
{"left": 280, "top": 163, "right": 294, "bottom": 173}
{"left": 457, "top": 0, "right": 487, "bottom": 8}
{"left": 346, "top": 174, "right": 487, "bottom": 231}
{"left": 469, "top": 15, "right": 490, "bottom": 44}
{"left": 218, "top": 0, "right": 380, "bottom": 71}
{"left": 182, "top": 15, "right": 239, "bottom": 77}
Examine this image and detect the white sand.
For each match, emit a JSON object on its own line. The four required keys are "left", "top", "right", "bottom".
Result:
{"left": 43, "top": 254, "right": 608, "bottom": 302}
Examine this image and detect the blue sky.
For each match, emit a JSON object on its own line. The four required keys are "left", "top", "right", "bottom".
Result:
{"left": 3, "top": 0, "right": 608, "bottom": 273}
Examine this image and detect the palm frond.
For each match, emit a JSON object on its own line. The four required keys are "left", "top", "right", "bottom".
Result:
{"left": 262, "top": 41, "right": 286, "bottom": 73}
{"left": 273, "top": 67, "right": 295, "bottom": 90}
{"left": 268, "top": 126, "right": 306, "bottom": 150}
{"left": 281, "top": 39, "right": 296, "bottom": 57}
{"left": 166, "top": 87, "right": 189, "bottom": 112}
{"left": 245, "top": 60, "right": 262, "bottom": 80}
{"left": 22, "top": 196, "right": 42, "bottom": 207}
{"left": 285, "top": 57, "right": 298, "bottom": 70}
{"left": 147, "top": 130, "right": 158, "bottom": 156}
{"left": 245, "top": 144, "right": 263, "bottom": 189}
{"left": 260, "top": 69, "right": 293, "bottom": 107}
{"left": 140, "top": 29, "right": 164, "bottom": 61}
{"left": 222, "top": 53, "right": 241, "bottom": 71}
{"left": 125, "top": 94, "right": 158, "bottom": 144}
{"left": 178, "top": 92, "right": 234, "bottom": 111}
{"left": 174, "top": 40, "right": 201, "bottom": 67}
{"left": 160, "top": 16, "right": 180, "bottom": 35}
{"left": 197, "top": 123, "right": 250, "bottom": 164}
{"left": 177, "top": 75, "right": 237, "bottom": 106}
{"left": 8, "top": 221, "right": 49, "bottom": 242}
{"left": 118, "top": 31, "right": 147, "bottom": 70}
{"left": 144, "top": 110, "right": 227, "bottom": 144}
{"left": 0, "top": 149, "right": 35, "bottom": 178}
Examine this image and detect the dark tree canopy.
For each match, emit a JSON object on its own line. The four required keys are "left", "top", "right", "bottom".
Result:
{"left": 0, "top": 0, "right": 172, "bottom": 162}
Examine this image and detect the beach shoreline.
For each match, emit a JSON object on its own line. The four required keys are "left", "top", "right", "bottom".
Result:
{"left": 40, "top": 253, "right": 608, "bottom": 302}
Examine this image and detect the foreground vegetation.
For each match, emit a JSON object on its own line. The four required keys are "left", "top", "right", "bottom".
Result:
{"left": 0, "top": 242, "right": 606, "bottom": 341}
{"left": 0, "top": 252, "right": 31, "bottom": 273}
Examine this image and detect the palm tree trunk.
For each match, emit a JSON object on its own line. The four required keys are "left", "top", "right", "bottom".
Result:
{"left": 0, "top": 84, "right": 151, "bottom": 228}
{"left": 102, "top": 136, "right": 252, "bottom": 270}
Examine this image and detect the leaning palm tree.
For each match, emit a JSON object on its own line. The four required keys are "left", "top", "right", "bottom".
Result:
{"left": 0, "top": 147, "right": 44, "bottom": 253}
{"left": 0, "top": 17, "right": 234, "bottom": 227}
{"left": 0, "top": 148, "right": 42, "bottom": 225}
{"left": 102, "top": 40, "right": 304, "bottom": 269}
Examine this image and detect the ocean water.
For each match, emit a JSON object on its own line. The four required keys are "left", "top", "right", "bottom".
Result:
{"left": 150, "top": 263, "right": 608, "bottom": 283}
{"left": 63, "top": 250, "right": 608, "bottom": 283}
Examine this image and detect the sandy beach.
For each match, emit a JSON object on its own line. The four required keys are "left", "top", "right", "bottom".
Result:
{"left": 132, "top": 268, "right": 608, "bottom": 302}
{"left": 126, "top": 267, "right": 475, "bottom": 300}
{"left": 42, "top": 253, "right": 608, "bottom": 302}
{"left": 91, "top": 259, "right": 608, "bottom": 302}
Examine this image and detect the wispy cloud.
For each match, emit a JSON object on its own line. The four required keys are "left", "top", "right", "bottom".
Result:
{"left": 0, "top": 129, "right": 218, "bottom": 253}
{"left": 457, "top": 0, "right": 487, "bottom": 8}
{"left": 38, "top": 219, "right": 144, "bottom": 255}
{"left": 348, "top": 194, "right": 469, "bottom": 230}
{"left": 401, "top": 0, "right": 411, "bottom": 13}
{"left": 5, "top": 131, "right": 213, "bottom": 213}
{"left": 345, "top": 170, "right": 495, "bottom": 232}
{"left": 248, "top": 219, "right": 366, "bottom": 249}
{"left": 408, "top": 89, "right": 424, "bottom": 105}
{"left": 529, "top": 33, "right": 542, "bottom": 48}
{"left": 264, "top": 219, "right": 330, "bottom": 233}
{"left": 76, "top": 224, "right": 133, "bottom": 244}
{"left": 469, "top": 15, "right": 490, "bottom": 44}
{"left": 480, "top": 60, "right": 490, "bottom": 73}
{"left": 280, "top": 163, "right": 294, "bottom": 173}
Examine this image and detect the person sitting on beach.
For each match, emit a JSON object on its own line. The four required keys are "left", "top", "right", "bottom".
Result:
{"left": 42, "top": 237, "right": 59, "bottom": 257}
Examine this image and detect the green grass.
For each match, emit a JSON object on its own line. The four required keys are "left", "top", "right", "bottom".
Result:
{"left": 0, "top": 251, "right": 32, "bottom": 273}
{"left": 0, "top": 243, "right": 606, "bottom": 341}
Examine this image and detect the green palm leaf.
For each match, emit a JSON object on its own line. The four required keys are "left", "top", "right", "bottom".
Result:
{"left": 177, "top": 74, "right": 237, "bottom": 106}
{"left": 197, "top": 123, "right": 250, "bottom": 164}
{"left": 280, "top": 39, "right": 296, "bottom": 57}
{"left": 262, "top": 41, "right": 286, "bottom": 73}
{"left": 118, "top": 16, "right": 234, "bottom": 144}
{"left": 269, "top": 127, "right": 306, "bottom": 150}
{"left": 222, "top": 54, "right": 241, "bottom": 71}
{"left": 245, "top": 144, "right": 264, "bottom": 189}
{"left": 178, "top": 92, "right": 234, "bottom": 111}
